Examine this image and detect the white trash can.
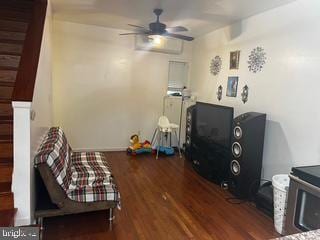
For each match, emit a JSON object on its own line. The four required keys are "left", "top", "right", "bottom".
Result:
{"left": 272, "top": 174, "right": 290, "bottom": 235}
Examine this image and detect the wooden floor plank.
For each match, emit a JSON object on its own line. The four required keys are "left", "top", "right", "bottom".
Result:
{"left": 43, "top": 152, "right": 279, "bottom": 240}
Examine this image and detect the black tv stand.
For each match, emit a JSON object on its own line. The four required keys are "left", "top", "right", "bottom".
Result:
{"left": 191, "top": 137, "right": 231, "bottom": 184}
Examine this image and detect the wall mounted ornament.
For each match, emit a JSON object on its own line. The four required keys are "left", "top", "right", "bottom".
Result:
{"left": 210, "top": 56, "right": 222, "bottom": 76}
{"left": 217, "top": 85, "right": 223, "bottom": 101}
{"left": 241, "top": 85, "right": 249, "bottom": 104}
{"left": 248, "top": 47, "right": 267, "bottom": 73}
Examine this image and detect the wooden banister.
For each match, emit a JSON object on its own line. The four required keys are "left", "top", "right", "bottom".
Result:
{"left": 12, "top": 0, "right": 47, "bottom": 102}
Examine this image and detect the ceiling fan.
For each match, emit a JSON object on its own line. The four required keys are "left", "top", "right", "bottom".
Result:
{"left": 120, "top": 9, "right": 194, "bottom": 41}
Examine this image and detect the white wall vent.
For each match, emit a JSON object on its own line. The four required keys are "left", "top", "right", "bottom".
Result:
{"left": 135, "top": 35, "right": 183, "bottom": 55}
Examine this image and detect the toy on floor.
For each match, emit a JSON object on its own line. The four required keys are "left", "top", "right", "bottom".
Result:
{"left": 127, "top": 134, "right": 152, "bottom": 155}
{"left": 155, "top": 146, "right": 175, "bottom": 156}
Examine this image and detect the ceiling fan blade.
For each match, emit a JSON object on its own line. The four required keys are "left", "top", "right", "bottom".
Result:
{"left": 164, "top": 33, "right": 194, "bottom": 41}
{"left": 128, "top": 24, "right": 148, "bottom": 29}
{"left": 166, "top": 26, "right": 188, "bottom": 32}
{"left": 119, "top": 32, "right": 148, "bottom": 36}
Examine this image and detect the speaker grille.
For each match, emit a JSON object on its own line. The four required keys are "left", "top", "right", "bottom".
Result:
{"left": 187, "top": 125, "right": 191, "bottom": 134}
{"left": 234, "top": 126, "right": 242, "bottom": 139}
{"left": 232, "top": 142, "right": 242, "bottom": 158}
{"left": 186, "top": 136, "right": 191, "bottom": 146}
{"left": 230, "top": 160, "right": 240, "bottom": 175}
{"left": 187, "top": 112, "right": 192, "bottom": 122}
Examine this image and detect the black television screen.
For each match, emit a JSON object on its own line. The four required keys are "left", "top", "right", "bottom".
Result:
{"left": 195, "top": 102, "right": 234, "bottom": 148}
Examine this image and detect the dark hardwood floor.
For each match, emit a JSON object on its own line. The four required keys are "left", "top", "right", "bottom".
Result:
{"left": 43, "top": 152, "right": 279, "bottom": 240}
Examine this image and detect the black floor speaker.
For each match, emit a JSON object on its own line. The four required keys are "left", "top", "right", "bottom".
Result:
{"left": 184, "top": 105, "right": 195, "bottom": 161}
{"left": 229, "top": 112, "right": 266, "bottom": 199}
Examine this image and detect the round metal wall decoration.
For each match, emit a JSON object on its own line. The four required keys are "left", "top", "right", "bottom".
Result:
{"left": 241, "top": 85, "right": 249, "bottom": 104}
{"left": 210, "top": 56, "right": 222, "bottom": 76}
{"left": 217, "top": 85, "right": 223, "bottom": 101}
{"left": 248, "top": 47, "right": 266, "bottom": 73}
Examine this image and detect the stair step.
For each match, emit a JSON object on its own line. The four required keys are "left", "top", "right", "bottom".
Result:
{"left": 0, "top": 39, "right": 24, "bottom": 45}
{"left": 0, "top": 70, "right": 17, "bottom": 84}
{"left": 0, "top": 122, "right": 13, "bottom": 136}
{"left": 0, "top": 86, "right": 13, "bottom": 100}
{"left": 0, "top": 192, "right": 14, "bottom": 211}
{"left": 0, "top": 66, "right": 18, "bottom": 72}
{"left": 0, "top": 31, "right": 26, "bottom": 41}
{"left": 0, "top": 140, "right": 13, "bottom": 145}
{"left": 0, "top": 182, "right": 12, "bottom": 193}
{"left": 0, "top": 102, "right": 13, "bottom": 113}
{"left": 0, "top": 81, "right": 15, "bottom": 87}
{"left": 0, "top": 158, "right": 12, "bottom": 166}
{"left": 0, "top": 20, "right": 28, "bottom": 33}
{"left": 0, "top": 55, "right": 20, "bottom": 68}
{"left": 0, "top": 52, "right": 21, "bottom": 57}
{"left": 0, "top": 130, "right": 13, "bottom": 142}
{"left": 0, "top": 115, "right": 13, "bottom": 122}
{"left": 0, "top": 208, "right": 17, "bottom": 227}
{"left": 0, "top": 9, "right": 31, "bottom": 22}
{"left": 0, "top": 42, "right": 23, "bottom": 55}
{"left": 0, "top": 99, "right": 11, "bottom": 103}
{"left": 0, "top": 135, "right": 13, "bottom": 142}
{"left": 0, "top": 163, "right": 13, "bottom": 184}
{"left": 1, "top": 4, "right": 33, "bottom": 11}
{"left": 1, "top": 0, "right": 34, "bottom": 11}
{"left": 0, "top": 142, "right": 13, "bottom": 158}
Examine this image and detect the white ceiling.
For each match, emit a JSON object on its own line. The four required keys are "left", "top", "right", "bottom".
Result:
{"left": 51, "top": 0, "right": 296, "bottom": 38}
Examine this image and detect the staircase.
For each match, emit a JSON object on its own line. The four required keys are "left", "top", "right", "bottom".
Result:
{"left": 0, "top": 0, "right": 34, "bottom": 226}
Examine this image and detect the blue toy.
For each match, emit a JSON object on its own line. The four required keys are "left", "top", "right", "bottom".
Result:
{"left": 156, "top": 146, "right": 175, "bottom": 156}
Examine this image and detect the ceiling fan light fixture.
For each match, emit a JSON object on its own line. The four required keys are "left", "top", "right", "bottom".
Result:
{"left": 149, "top": 34, "right": 162, "bottom": 45}
{"left": 121, "top": 9, "right": 194, "bottom": 42}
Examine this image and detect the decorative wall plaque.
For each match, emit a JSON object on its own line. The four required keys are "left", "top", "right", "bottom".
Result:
{"left": 230, "top": 51, "right": 240, "bottom": 70}
{"left": 226, "top": 77, "right": 239, "bottom": 97}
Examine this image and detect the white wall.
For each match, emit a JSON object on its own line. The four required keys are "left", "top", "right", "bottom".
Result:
{"left": 13, "top": 1, "right": 53, "bottom": 225}
{"left": 52, "top": 21, "right": 192, "bottom": 150}
{"left": 31, "top": 3, "right": 53, "bottom": 161}
{"left": 190, "top": 0, "right": 320, "bottom": 179}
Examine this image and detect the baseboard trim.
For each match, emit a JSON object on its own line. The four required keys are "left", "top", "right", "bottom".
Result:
{"left": 15, "top": 217, "right": 31, "bottom": 226}
{"left": 72, "top": 147, "right": 127, "bottom": 152}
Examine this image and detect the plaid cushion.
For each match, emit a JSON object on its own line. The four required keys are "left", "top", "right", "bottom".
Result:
{"left": 67, "top": 180, "right": 120, "bottom": 202}
{"left": 34, "top": 127, "right": 72, "bottom": 191}
{"left": 69, "top": 152, "right": 112, "bottom": 190}
{"left": 67, "top": 151, "right": 119, "bottom": 203}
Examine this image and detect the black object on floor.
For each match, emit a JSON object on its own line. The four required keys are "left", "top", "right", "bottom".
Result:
{"left": 255, "top": 181, "right": 274, "bottom": 218}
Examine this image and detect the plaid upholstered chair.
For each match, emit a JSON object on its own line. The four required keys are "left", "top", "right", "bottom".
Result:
{"left": 34, "top": 127, "right": 120, "bottom": 231}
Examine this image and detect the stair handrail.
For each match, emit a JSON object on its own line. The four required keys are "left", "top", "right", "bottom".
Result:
{"left": 12, "top": 0, "right": 47, "bottom": 102}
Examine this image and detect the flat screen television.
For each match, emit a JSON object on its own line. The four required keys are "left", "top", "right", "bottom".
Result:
{"left": 195, "top": 102, "right": 234, "bottom": 148}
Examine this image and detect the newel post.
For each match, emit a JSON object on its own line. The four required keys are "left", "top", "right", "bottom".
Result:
{"left": 12, "top": 101, "right": 32, "bottom": 226}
